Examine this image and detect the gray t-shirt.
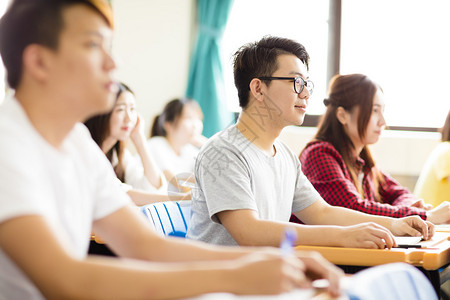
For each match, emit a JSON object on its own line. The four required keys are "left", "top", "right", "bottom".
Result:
{"left": 186, "top": 126, "right": 320, "bottom": 246}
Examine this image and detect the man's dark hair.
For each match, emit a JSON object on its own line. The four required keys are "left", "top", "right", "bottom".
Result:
{"left": 232, "top": 36, "right": 310, "bottom": 109}
{"left": 0, "top": 0, "right": 112, "bottom": 89}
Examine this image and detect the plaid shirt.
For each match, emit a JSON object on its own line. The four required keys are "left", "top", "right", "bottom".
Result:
{"left": 295, "top": 140, "right": 426, "bottom": 220}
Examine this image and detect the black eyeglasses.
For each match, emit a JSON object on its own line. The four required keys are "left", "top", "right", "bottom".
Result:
{"left": 258, "top": 76, "right": 314, "bottom": 95}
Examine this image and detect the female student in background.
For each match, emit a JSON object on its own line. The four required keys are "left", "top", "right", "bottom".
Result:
{"left": 293, "top": 74, "right": 450, "bottom": 224}
{"left": 148, "top": 98, "right": 207, "bottom": 191}
{"left": 414, "top": 110, "right": 450, "bottom": 207}
{"left": 85, "top": 83, "right": 189, "bottom": 205}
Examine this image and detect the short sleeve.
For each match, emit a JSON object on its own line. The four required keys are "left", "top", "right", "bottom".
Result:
{"left": 292, "top": 163, "right": 320, "bottom": 213}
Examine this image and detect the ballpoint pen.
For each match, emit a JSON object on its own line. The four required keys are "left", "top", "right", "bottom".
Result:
{"left": 280, "top": 226, "right": 298, "bottom": 255}
{"left": 395, "top": 244, "right": 423, "bottom": 249}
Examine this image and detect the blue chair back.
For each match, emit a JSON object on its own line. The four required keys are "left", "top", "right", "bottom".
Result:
{"left": 347, "top": 263, "right": 437, "bottom": 300}
{"left": 141, "top": 201, "right": 191, "bottom": 238}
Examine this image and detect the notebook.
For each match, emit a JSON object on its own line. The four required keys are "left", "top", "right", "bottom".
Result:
{"left": 394, "top": 236, "right": 422, "bottom": 246}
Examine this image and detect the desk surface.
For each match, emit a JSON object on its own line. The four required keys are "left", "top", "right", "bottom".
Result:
{"left": 295, "top": 229, "right": 450, "bottom": 270}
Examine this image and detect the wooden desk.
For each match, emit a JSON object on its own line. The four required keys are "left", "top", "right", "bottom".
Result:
{"left": 90, "top": 234, "right": 104, "bottom": 244}
{"left": 295, "top": 230, "right": 450, "bottom": 270}
{"left": 295, "top": 229, "right": 450, "bottom": 295}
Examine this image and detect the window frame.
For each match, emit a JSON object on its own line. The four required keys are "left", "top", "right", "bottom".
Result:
{"left": 304, "top": 0, "right": 439, "bottom": 133}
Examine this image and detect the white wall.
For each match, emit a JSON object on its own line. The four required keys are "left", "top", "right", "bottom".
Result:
{"left": 112, "top": 0, "right": 195, "bottom": 135}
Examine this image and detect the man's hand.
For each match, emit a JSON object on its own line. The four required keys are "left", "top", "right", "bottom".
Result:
{"left": 391, "top": 215, "right": 435, "bottom": 240}
{"left": 229, "top": 252, "right": 307, "bottom": 295}
{"left": 339, "top": 222, "right": 396, "bottom": 249}
{"left": 294, "top": 250, "right": 344, "bottom": 297}
{"left": 411, "top": 199, "right": 433, "bottom": 211}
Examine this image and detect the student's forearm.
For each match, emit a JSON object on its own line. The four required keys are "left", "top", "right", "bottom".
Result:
{"left": 127, "top": 190, "right": 191, "bottom": 206}
{"left": 0, "top": 215, "right": 245, "bottom": 300}
{"left": 127, "top": 189, "right": 170, "bottom": 205}
{"left": 133, "top": 135, "right": 164, "bottom": 188}
{"left": 94, "top": 206, "right": 254, "bottom": 262}
{"left": 313, "top": 205, "right": 394, "bottom": 230}
{"left": 132, "top": 233, "right": 259, "bottom": 263}
{"left": 47, "top": 256, "right": 241, "bottom": 300}
{"left": 219, "top": 209, "right": 350, "bottom": 248}
{"left": 222, "top": 217, "right": 345, "bottom": 248}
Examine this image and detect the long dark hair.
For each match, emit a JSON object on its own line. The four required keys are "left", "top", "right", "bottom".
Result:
{"left": 84, "top": 82, "right": 133, "bottom": 182}
{"left": 441, "top": 110, "right": 450, "bottom": 142}
{"left": 314, "top": 74, "right": 384, "bottom": 200}
{"left": 150, "top": 98, "right": 201, "bottom": 138}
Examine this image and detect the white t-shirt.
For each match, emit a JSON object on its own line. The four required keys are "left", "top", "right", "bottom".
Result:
{"left": 147, "top": 136, "right": 199, "bottom": 176}
{"left": 186, "top": 126, "right": 319, "bottom": 246}
{"left": 111, "top": 148, "right": 167, "bottom": 193}
{"left": 0, "top": 97, "right": 131, "bottom": 299}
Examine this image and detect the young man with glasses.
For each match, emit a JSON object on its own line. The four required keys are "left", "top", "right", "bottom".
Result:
{"left": 187, "top": 36, "right": 434, "bottom": 249}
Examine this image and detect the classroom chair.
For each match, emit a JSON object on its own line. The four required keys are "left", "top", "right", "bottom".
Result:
{"left": 346, "top": 262, "right": 437, "bottom": 300}
{"left": 141, "top": 201, "right": 191, "bottom": 238}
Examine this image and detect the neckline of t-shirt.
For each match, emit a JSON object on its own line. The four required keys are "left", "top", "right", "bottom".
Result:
{"left": 231, "top": 126, "right": 279, "bottom": 159}
{"left": 11, "top": 98, "right": 74, "bottom": 158}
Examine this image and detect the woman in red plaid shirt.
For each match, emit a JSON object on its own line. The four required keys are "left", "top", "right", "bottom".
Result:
{"left": 297, "top": 74, "right": 450, "bottom": 224}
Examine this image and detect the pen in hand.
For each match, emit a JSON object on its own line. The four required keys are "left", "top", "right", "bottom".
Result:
{"left": 280, "top": 226, "right": 298, "bottom": 255}
{"left": 280, "top": 227, "right": 335, "bottom": 292}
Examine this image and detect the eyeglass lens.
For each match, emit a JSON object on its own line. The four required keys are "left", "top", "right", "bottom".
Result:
{"left": 295, "top": 77, "right": 313, "bottom": 95}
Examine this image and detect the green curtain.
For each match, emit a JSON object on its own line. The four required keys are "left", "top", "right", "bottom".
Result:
{"left": 186, "top": 0, "right": 234, "bottom": 138}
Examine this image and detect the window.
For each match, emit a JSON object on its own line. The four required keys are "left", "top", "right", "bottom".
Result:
{"left": 340, "top": 0, "right": 449, "bottom": 129}
{"left": 222, "top": 0, "right": 330, "bottom": 115}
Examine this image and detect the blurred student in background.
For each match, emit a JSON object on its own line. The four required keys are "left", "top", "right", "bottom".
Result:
{"left": 292, "top": 74, "right": 450, "bottom": 225}
{"left": 148, "top": 98, "right": 207, "bottom": 191}
{"left": 414, "top": 110, "right": 450, "bottom": 207}
{"left": 85, "top": 82, "right": 189, "bottom": 205}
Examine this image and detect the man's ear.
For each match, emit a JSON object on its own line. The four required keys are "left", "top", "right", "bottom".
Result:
{"left": 336, "top": 106, "right": 348, "bottom": 125}
{"left": 22, "top": 44, "right": 52, "bottom": 83}
{"left": 249, "top": 78, "right": 264, "bottom": 102}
